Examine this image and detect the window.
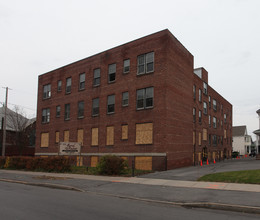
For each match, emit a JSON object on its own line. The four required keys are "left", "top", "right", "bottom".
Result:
{"left": 42, "top": 108, "right": 50, "bottom": 123}
{"left": 57, "top": 80, "right": 62, "bottom": 92}
{"left": 78, "top": 101, "right": 84, "bottom": 118}
{"left": 137, "top": 52, "right": 154, "bottom": 74}
{"left": 136, "top": 87, "right": 154, "bottom": 110}
{"left": 209, "top": 115, "right": 211, "bottom": 126}
{"left": 193, "top": 108, "right": 196, "bottom": 122}
{"left": 65, "top": 104, "right": 70, "bottom": 120}
{"left": 198, "top": 89, "right": 202, "bottom": 102}
{"left": 122, "top": 92, "right": 129, "bottom": 106}
{"left": 66, "top": 77, "right": 71, "bottom": 94}
{"left": 77, "top": 129, "right": 83, "bottom": 145}
{"left": 79, "top": 73, "right": 85, "bottom": 90}
{"left": 108, "top": 63, "right": 116, "bottom": 83}
{"left": 213, "top": 99, "right": 217, "bottom": 111}
{"left": 122, "top": 125, "right": 128, "bottom": 140}
{"left": 198, "top": 132, "right": 201, "bottom": 145}
{"left": 93, "top": 68, "right": 101, "bottom": 86}
{"left": 193, "top": 85, "right": 196, "bottom": 100}
{"left": 213, "top": 117, "right": 217, "bottom": 128}
{"left": 56, "top": 106, "right": 61, "bottom": 118}
{"left": 209, "top": 96, "right": 211, "bottom": 108}
{"left": 203, "top": 129, "right": 207, "bottom": 141}
{"left": 91, "top": 128, "right": 98, "bottom": 146}
{"left": 107, "top": 95, "right": 115, "bottom": 114}
{"left": 213, "top": 135, "right": 217, "bottom": 146}
{"left": 203, "top": 82, "right": 208, "bottom": 95}
{"left": 64, "top": 130, "right": 69, "bottom": 142}
{"left": 92, "top": 98, "right": 99, "bottom": 116}
{"left": 224, "top": 114, "right": 227, "bottom": 123}
{"left": 123, "top": 59, "right": 130, "bottom": 73}
{"left": 136, "top": 123, "right": 153, "bottom": 144}
{"left": 203, "top": 102, "right": 207, "bottom": 115}
{"left": 209, "top": 134, "right": 211, "bottom": 145}
{"left": 199, "top": 110, "right": 202, "bottom": 123}
{"left": 55, "top": 131, "right": 60, "bottom": 143}
{"left": 43, "top": 84, "right": 51, "bottom": 99}
{"left": 40, "top": 133, "right": 49, "bottom": 147}
{"left": 106, "top": 126, "right": 114, "bottom": 146}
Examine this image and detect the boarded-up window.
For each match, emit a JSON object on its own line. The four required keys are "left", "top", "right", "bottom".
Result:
{"left": 55, "top": 131, "right": 59, "bottom": 143}
{"left": 77, "top": 156, "right": 83, "bottom": 166}
{"left": 122, "top": 125, "right": 128, "bottom": 140}
{"left": 77, "top": 129, "right": 84, "bottom": 145}
{"left": 64, "top": 130, "right": 69, "bottom": 142}
{"left": 203, "top": 129, "right": 207, "bottom": 141}
{"left": 199, "top": 132, "right": 202, "bottom": 145}
{"left": 193, "top": 131, "right": 196, "bottom": 145}
{"left": 106, "top": 126, "right": 114, "bottom": 145}
{"left": 224, "top": 129, "right": 227, "bottom": 139}
{"left": 91, "top": 156, "right": 98, "bottom": 167}
{"left": 91, "top": 128, "right": 98, "bottom": 146}
{"left": 135, "top": 157, "right": 152, "bottom": 170}
{"left": 41, "top": 133, "right": 49, "bottom": 147}
{"left": 136, "top": 123, "right": 153, "bottom": 144}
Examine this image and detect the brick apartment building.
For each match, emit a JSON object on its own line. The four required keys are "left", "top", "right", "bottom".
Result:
{"left": 35, "top": 29, "right": 232, "bottom": 170}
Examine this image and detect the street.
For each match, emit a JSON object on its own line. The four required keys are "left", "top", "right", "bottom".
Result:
{"left": 0, "top": 181, "right": 259, "bottom": 220}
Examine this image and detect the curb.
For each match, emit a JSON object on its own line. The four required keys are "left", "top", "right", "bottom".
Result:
{"left": 0, "top": 178, "right": 84, "bottom": 192}
{"left": 1, "top": 178, "right": 260, "bottom": 215}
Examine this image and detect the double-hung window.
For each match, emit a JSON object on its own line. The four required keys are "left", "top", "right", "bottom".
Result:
{"left": 123, "top": 59, "right": 130, "bottom": 73}
{"left": 203, "top": 82, "right": 208, "bottom": 95}
{"left": 213, "top": 117, "right": 217, "bottom": 128}
{"left": 56, "top": 106, "right": 61, "bottom": 118}
{"left": 213, "top": 99, "right": 217, "bottom": 111}
{"left": 199, "top": 89, "right": 202, "bottom": 102}
{"left": 93, "top": 68, "right": 101, "bottom": 86}
{"left": 193, "top": 108, "right": 196, "bottom": 122}
{"left": 43, "top": 84, "right": 51, "bottom": 99}
{"left": 65, "top": 104, "right": 70, "bottom": 120}
{"left": 122, "top": 92, "right": 129, "bottom": 106}
{"left": 78, "top": 101, "right": 84, "bottom": 118}
{"left": 203, "top": 102, "right": 207, "bottom": 115}
{"left": 108, "top": 64, "right": 116, "bottom": 83}
{"left": 107, "top": 95, "right": 115, "bottom": 114}
{"left": 136, "top": 87, "right": 154, "bottom": 110}
{"left": 42, "top": 108, "right": 50, "bottom": 123}
{"left": 92, "top": 98, "right": 99, "bottom": 116}
{"left": 199, "top": 110, "right": 202, "bottom": 123}
{"left": 137, "top": 52, "right": 154, "bottom": 74}
{"left": 66, "top": 77, "right": 72, "bottom": 94}
{"left": 57, "top": 80, "right": 62, "bottom": 92}
{"left": 79, "top": 73, "right": 85, "bottom": 90}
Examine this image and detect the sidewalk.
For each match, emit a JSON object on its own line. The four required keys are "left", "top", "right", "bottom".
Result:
{"left": 1, "top": 169, "right": 260, "bottom": 214}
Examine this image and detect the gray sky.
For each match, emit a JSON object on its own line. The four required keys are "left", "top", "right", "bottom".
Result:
{"left": 1, "top": 0, "right": 259, "bottom": 139}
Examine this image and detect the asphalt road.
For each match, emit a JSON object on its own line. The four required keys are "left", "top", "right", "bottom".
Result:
{"left": 141, "top": 157, "right": 260, "bottom": 181}
{"left": 0, "top": 181, "right": 259, "bottom": 220}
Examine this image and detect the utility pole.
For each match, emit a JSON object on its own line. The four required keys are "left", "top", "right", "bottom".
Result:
{"left": 2, "top": 87, "right": 9, "bottom": 157}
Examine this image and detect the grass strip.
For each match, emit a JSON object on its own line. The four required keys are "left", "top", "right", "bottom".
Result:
{"left": 198, "top": 170, "right": 260, "bottom": 184}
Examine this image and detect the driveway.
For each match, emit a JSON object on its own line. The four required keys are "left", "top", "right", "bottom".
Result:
{"left": 140, "top": 157, "right": 260, "bottom": 181}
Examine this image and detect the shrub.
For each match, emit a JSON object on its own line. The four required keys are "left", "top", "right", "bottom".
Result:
{"left": 0, "top": 157, "right": 6, "bottom": 168}
{"left": 96, "top": 155, "right": 128, "bottom": 175}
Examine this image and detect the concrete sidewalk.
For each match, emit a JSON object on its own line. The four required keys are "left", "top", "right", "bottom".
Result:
{"left": 1, "top": 169, "right": 260, "bottom": 214}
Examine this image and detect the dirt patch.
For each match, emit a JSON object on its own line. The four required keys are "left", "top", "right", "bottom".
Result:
{"left": 32, "top": 175, "right": 71, "bottom": 180}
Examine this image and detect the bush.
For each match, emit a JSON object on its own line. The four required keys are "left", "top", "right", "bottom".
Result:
{"left": 232, "top": 151, "right": 239, "bottom": 158}
{"left": 2, "top": 156, "right": 75, "bottom": 173}
{"left": 0, "top": 157, "right": 6, "bottom": 168}
{"left": 96, "top": 155, "right": 128, "bottom": 175}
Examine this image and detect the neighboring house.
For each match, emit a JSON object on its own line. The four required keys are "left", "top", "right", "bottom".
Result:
{"left": 253, "top": 108, "right": 260, "bottom": 154}
{"left": 35, "top": 29, "right": 232, "bottom": 170}
{"left": 0, "top": 106, "right": 35, "bottom": 156}
{"left": 232, "top": 125, "right": 252, "bottom": 155}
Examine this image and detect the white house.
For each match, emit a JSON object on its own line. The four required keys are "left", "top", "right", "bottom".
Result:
{"left": 232, "top": 125, "right": 252, "bottom": 155}
{"left": 253, "top": 108, "right": 260, "bottom": 155}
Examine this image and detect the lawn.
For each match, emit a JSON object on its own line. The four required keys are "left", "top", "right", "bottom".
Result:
{"left": 198, "top": 169, "right": 260, "bottom": 184}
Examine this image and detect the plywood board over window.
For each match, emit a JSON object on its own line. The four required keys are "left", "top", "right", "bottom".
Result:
{"left": 91, "top": 128, "right": 98, "bottom": 146}
{"left": 203, "top": 129, "right": 207, "bottom": 141}
{"left": 106, "top": 126, "right": 114, "bottom": 146}
{"left": 135, "top": 157, "right": 152, "bottom": 170}
{"left": 41, "top": 133, "right": 49, "bottom": 147}
{"left": 136, "top": 123, "right": 153, "bottom": 145}
{"left": 55, "top": 131, "right": 60, "bottom": 143}
{"left": 224, "top": 129, "right": 227, "bottom": 139}
{"left": 91, "top": 156, "right": 98, "bottom": 167}
{"left": 77, "top": 129, "right": 84, "bottom": 145}
{"left": 64, "top": 130, "right": 69, "bottom": 142}
{"left": 198, "top": 132, "right": 202, "bottom": 145}
{"left": 193, "top": 131, "right": 196, "bottom": 145}
{"left": 122, "top": 125, "right": 128, "bottom": 140}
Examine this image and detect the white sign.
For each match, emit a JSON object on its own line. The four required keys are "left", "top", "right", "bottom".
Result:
{"left": 59, "top": 142, "right": 81, "bottom": 155}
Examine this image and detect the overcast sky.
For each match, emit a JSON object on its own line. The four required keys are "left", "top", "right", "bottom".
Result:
{"left": 0, "top": 0, "right": 259, "bottom": 139}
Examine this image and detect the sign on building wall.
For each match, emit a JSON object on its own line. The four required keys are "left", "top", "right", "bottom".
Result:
{"left": 59, "top": 142, "right": 81, "bottom": 155}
